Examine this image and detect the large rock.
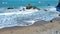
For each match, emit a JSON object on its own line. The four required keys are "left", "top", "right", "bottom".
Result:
{"left": 26, "top": 4, "right": 40, "bottom": 10}
{"left": 26, "top": 4, "right": 33, "bottom": 9}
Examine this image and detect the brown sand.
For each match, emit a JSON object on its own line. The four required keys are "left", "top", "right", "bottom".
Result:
{"left": 0, "top": 17, "right": 60, "bottom": 34}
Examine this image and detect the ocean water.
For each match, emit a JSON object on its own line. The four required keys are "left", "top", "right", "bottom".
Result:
{"left": 0, "top": 0, "right": 59, "bottom": 8}
{"left": 0, "top": 7, "right": 59, "bottom": 29}
{"left": 0, "top": 0, "right": 59, "bottom": 28}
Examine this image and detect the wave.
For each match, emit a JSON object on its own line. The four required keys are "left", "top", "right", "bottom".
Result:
{"left": 0, "top": 6, "right": 59, "bottom": 29}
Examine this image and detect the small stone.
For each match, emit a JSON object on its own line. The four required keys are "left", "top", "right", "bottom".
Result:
{"left": 19, "top": 10, "right": 22, "bottom": 11}
{"left": 56, "top": 31, "right": 58, "bottom": 34}
{"left": 50, "top": 20, "right": 53, "bottom": 22}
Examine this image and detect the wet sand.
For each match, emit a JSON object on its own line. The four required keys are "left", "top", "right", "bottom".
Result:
{"left": 0, "top": 17, "right": 60, "bottom": 34}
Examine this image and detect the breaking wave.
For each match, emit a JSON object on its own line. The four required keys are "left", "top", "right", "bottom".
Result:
{"left": 0, "top": 6, "right": 59, "bottom": 29}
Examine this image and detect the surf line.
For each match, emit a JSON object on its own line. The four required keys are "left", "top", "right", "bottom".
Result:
{"left": 0, "top": 11, "right": 32, "bottom": 15}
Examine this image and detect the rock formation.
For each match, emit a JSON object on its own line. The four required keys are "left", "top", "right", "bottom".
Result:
{"left": 26, "top": 4, "right": 40, "bottom": 10}
{"left": 56, "top": 0, "right": 60, "bottom": 7}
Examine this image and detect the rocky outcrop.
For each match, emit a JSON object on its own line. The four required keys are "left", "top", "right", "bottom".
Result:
{"left": 26, "top": 4, "right": 40, "bottom": 10}
{"left": 56, "top": 0, "right": 60, "bottom": 7}
{"left": 26, "top": 4, "right": 33, "bottom": 9}
{"left": 32, "top": 6, "right": 40, "bottom": 10}
{"left": 56, "top": 0, "right": 60, "bottom": 12}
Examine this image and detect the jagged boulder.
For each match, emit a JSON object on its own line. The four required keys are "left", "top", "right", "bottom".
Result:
{"left": 26, "top": 4, "right": 33, "bottom": 9}
{"left": 26, "top": 4, "right": 40, "bottom": 10}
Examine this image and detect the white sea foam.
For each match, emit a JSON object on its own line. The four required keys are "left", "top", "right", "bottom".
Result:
{"left": 0, "top": 6, "right": 59, "bottom": 28}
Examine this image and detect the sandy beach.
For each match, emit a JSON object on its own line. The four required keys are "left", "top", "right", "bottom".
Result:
{"left": 0, "top": 17, "right": 60, "bottom": 34}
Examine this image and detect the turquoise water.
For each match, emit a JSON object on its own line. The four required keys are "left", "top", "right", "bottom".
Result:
{"left": 0, "top": 0, "right": 59, "bottom": 8}
{"left": 0, "top": 0, "right": 59, "bottom": 28}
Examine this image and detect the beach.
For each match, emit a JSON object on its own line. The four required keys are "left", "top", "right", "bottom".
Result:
{"left": 0, "top": 17, "right": 60, "bottom": 34}
{"left": 0, "top": 0, "right": 59, "bottom": 34}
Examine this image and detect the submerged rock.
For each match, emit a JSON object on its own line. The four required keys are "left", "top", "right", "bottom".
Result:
{"left": 47, "top": 4, "right": 50, "bottom": 6}
{"left": 7, "top": 7, "right": 14, "bottom": 9}
{"left": 19, "top": 10, "right": 22, "bottom": 11}
{"left": 44, "top": 9, "right": 48, "bottom": 11}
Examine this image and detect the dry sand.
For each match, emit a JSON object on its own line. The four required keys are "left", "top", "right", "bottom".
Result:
{"left": 0, "top": 17, "right": 60, "bottom": 34}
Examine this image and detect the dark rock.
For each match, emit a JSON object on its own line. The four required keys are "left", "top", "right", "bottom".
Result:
{"left": 56, "top": 0, "right": 60, "bottom": 12}
{"left": 26, "top": 4, "right": 33, "bottom": 9}
{"left": 26, "top": 6, "right": 32, "bottom": 9}
{"left": 7, "top": 7, "right": 14, "bottom": 9}
{"left": 56, "top": 1, "right": 60, "bottom": 7}
{"left": 19, "top": 10, "right": 22, "bottom": 11}
{"left": 56, "top": 31, "right": 58, "bottom": 34}
{"left": 22, "top": 8, "right": 25, "bottom": 11}
{"left": 50, "top": 20, "right": 53, "bottom": 22}
{"left": 26, "top": 4, "right": 40, "bottom": 10}
{"left": 59, "top": 14, "right": 60, "bottom": 16}
{"left": 33, "top": 6, "right": 37, "bottom": 9}
{"left": 44, "top": 9, "right": 47, "bottom": 11}
{"left": 36, "top": 8, "right": 40, "bottom": 10}
{"left": 47, "top": 4, "right": 50, "bottom": 6}
{"left": 26, "top": 6, "right": 40, "bottom": 10}
{"left": 33, "top": 6, "right": 40, "bottom": 10}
